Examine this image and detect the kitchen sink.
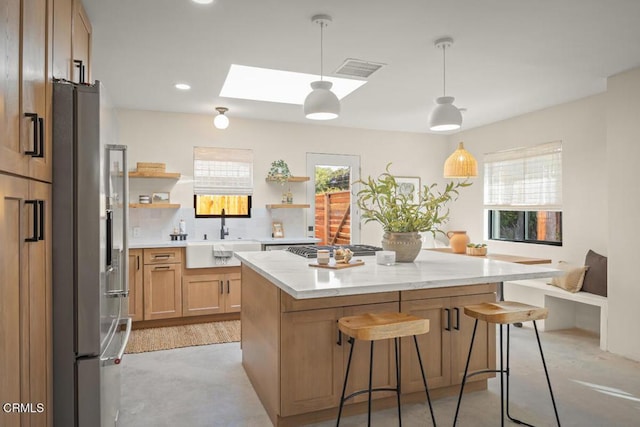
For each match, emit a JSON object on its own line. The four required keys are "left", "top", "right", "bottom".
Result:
{"left": 185, "top": 240, "right": 261, "bottom": 268}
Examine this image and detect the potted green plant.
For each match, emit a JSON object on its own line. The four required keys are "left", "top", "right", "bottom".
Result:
{"left": 356, "top": 164, "right": 471, "bottom": 262}
{"left": 267, "top": 159, "right": 292, "bottom": 184}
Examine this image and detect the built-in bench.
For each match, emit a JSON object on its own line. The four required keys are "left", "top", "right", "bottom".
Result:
{"left": 505, "top": 279, "right": 608, "bottom": 350}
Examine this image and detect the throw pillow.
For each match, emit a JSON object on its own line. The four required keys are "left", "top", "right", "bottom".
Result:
{"left": 582, "top": 250, "right": 607, "bottom": 297}
{"left": 548, "top": 261, "right": 588, "bottom": 293}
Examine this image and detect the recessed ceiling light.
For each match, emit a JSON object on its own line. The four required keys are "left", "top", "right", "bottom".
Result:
{"left": 192, "top": 0, "right": 214, "bottom": 4}
{"left": 175, "top": 83, "right": 191, "bottom": 90}
{"left": 219, "top": 64, "right": 366, "bottom": 105}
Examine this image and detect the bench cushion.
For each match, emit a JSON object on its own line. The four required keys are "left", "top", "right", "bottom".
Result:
{"left": 583, "top": 250, "right": 607, "bottom": 297}
{"left": 549, "top": 261, "right": 588, "bottom": 293}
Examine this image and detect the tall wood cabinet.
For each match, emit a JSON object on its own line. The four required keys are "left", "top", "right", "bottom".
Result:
{"left": 52, "top": 0, "right": 92, "bottom": 83}
{"left": 0, "top": 175, "right": 52, "bottom": 427}
{"left": 1, "top": 1, "right": 91, "bottom": 424}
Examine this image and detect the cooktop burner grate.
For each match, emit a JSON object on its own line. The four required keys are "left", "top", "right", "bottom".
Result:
{"left": 287, "top": 244, "right": 383, "bottom": 258}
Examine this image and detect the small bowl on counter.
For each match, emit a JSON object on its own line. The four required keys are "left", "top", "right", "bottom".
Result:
{"left": 466, "top": 245, "right": 487, "bottom": 256}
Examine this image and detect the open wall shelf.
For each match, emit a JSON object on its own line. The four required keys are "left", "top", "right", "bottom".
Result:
{"left": 129, "top": 203, "right": 181, "bottom": 209}
{"left": 266, "top": 204, "right": 310, "bottom": 209}
{"left": 265, "top": 176, "right": 310, "bottom": 183}
{"left": 129, "top": 171, "right": 181, "bottom": 179}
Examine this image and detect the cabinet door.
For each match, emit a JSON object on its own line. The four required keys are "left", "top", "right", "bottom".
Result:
{"left": 52, "top": 0, "right": 73, "bottom": 80}
{"left": 143, "top": 263, "right": 182, "bottom": 320}
{"left": 401, "top": 297, "right": 451, "bottom": 392}
{"left": 0, "top": 174, "right": 30, "bottom": 426}
{"left": 128, "top": 249, "right": 143, "bottom": 321}
{"left": 0, "top": 176, "right": 51, "bottom": 426}
{"left": 23, "top": 0, "right": 51, "bottom": 182}
{"left": 223, "top": 272, "right": 241, "bottom": 313}
{"left": 450, "top": 293, "right": 496, "bottom": 385}
{"left": 342, "top": 302, "right": 399, "bottom": 404}
{"left": 280, "top": 307, "right": 343, "bottom": 416}
{"left": 182, "top": 274, "right": 224, "bottom": 316}
{"left": 0, "top": 0, "right": 21, "bottom": 176}
{"left": 72, "top": 0, "right": 91, "bottom": 84}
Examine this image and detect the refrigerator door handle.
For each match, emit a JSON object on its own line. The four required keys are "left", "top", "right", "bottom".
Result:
{"left": 101, "top": 317, "right": 132, "bottom": 366}
{"left": 106, "top": 209, "right": 113, "bottom": 267}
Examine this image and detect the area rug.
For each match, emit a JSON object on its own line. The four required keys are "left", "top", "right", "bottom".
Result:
{"left": 125, "top": 320, "right": 240, "bottom": 354}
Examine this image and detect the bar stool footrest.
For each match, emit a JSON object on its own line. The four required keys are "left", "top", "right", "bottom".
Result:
{"left": 465, "top": 368, "right": 504, "bottom": 379}
{"left": 342, "top": 387, "right": 398, "bottom": 403}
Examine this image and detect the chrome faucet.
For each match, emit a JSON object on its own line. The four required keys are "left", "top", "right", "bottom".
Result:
{"left": 220, "top": 208, "right": 229, "bottom": 239}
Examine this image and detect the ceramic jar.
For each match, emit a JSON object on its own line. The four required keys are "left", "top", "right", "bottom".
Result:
{"left": 447, "top": 230, "right": 470, "bottom": 254}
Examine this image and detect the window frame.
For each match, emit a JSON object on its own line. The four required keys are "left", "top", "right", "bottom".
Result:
{"left": 193, "top": 194, "right": 252, "bottom": 219}
{"left": 488, "top": 209, "right": 562, "bottom": 246}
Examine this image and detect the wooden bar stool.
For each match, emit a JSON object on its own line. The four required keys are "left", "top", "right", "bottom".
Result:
{"left": 336, "top": 312, "right": 437, "bottom": 427}
{"left": 453, "top": 301, "right": 561, "bottom": 427}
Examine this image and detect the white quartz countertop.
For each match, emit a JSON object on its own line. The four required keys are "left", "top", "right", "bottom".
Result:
{"left": 129, "top": 237, "right": 320, "bottom": 249}
{"left": 234, "top": 250, "right": 563, "bottom": 299}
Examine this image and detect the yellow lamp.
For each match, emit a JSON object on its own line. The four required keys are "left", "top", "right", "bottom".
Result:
{"left": 444, "top": 142, "right": 478, "bottom": 178}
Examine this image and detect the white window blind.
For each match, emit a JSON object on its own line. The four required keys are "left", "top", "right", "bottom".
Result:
{"left": 484, "top": 141, "right": 562, "bottom": 211}
{"left": 194, "top": 147, "right": 254, "bottom": 195}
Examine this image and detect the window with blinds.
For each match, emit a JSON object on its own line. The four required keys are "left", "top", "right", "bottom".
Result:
{"left": 193, "top": 147, "right": 253, "bottom": 218}
{"left": 484, "top": 141, "right": 562, "bottom": 245}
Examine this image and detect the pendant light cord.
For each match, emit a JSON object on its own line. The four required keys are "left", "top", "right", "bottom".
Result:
{"left": 320, "top": 21, "right": 324, "bottom": 81}
{"left": 442, "top": 44, "right": 446, "bottom": 96}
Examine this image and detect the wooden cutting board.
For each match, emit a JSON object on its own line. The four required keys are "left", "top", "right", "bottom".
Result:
{"left": 309, "top": 259, "right": 365, "bottom": 269}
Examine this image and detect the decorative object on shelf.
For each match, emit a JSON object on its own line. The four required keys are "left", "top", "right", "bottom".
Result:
{"left": 444, "top": 142, "right": 478, "bottom": 178}
{"left": 267, "top": 159, "right": 292, "bottom": 184}
{"left": 286, "top": 189, "right": 293, "bottom": 204}
{"left": 136, "top": 162, "right": 166, "bottom": 173}
{"left": 428, "top": 37, "right": 462, "bottom": 131}
{"left": 152, "top": 192, "right": 170, "bottom": 204}
{"left": 466, "top": 243, "right": 487, "bottom": 256}
{"left": 272, "top": 221, "right": 284, "bottom": 238}
{"left": 356, "top": 163, "right": 471, "bottom": 262}
{"left": 139, "top": 195, "right": 151, "bottom": 204}
{"left": 304, "top": 14, "right": 340, "bottom": 120}
{"left": 447, "top": 230, "right": 470, "bottom": 254}
{"left": 214, "top": 107, "right": 229, "bottom": 129}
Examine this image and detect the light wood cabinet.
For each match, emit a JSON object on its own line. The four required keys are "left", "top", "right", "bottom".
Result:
{"left": 183, "top": 271, "right": 241, "bottom": 316}
{"left": 280, "top": 301, "right": 399, "bottom": 417}
{"left": 401, "top": 289, "right": 496, "bottom": 392}
{"left": 71, "top": 0, "right": 91, "bottom": 84}
{"left": 142, "top": 248, "right": 183, "bottom": 320}
{"left": 0, "top": 0, "right": 51, "bottom": 182}
{"left": 52, "top": 0, "right": 72, "bottom": 80}
{"left": 128, "top": 249, "right": 144, "bottom": 321}
{"left": 0, "top": 174, "right": 52, "bottom": 427}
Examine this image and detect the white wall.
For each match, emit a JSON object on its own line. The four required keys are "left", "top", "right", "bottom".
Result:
{"left": 446, "top": 94, "right": 608, "bottom": 265}
{"left": 117, "top": 110, "right": 451, "bottom": 245}
{"left": 606, "top": 67, "right": 640, "bottom": 361}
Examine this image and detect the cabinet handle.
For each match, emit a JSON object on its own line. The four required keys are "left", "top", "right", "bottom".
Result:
{"left": 24, "top": 113, "right": 39, "bottom": 156}
{"left": 37, "top": 200, "right": 45, "bottom": 240}
{"left": 153, "top": 254, "right": 171, "bottom": 259}
{"left": 35, "top": 117, "right": 45, "bottom": 158}
{"left": 226, "top": 280, "right": 230, "bottom": 294}
{"left": 137, "top": 255, "right": 140, "bottom": 271}
{"left": 25, "top": 200, "right": 39, "bottom": 242}
{"left": 154, "top": 266, "right": 170, "bottom": 270}
{"left": 444, "top": 308, "right": 451, "bottom": 331}
{"left": 454, "top": 307, "right": 460, "bottom": 331}
{"left": 336, "top": 321, "right": 342, "bottom": 346}
{"left": 74, "top": 59, "right": 85, "bottom": 84}
{"left": 219, "top": 280, "right": 223, "bottom": 294}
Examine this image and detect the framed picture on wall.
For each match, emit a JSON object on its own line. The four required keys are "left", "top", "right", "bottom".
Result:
{"left": 272, "top": 221, "right": 285, "bottom": 238}
{"left": 394, "top": 176, "right": 421, "bottom": 204}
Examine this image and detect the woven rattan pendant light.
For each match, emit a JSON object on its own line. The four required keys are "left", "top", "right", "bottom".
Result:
{"left": 444, "top": 142, "right": 477, "bottom": 178}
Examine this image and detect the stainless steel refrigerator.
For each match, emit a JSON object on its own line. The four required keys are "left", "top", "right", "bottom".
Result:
{"left": 52, "top": 81, "right": 132, "bottom": 427}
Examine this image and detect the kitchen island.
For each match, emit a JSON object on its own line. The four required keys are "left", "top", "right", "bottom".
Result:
{"left": 235, "top": 250, "right": 561, "bottom": 426}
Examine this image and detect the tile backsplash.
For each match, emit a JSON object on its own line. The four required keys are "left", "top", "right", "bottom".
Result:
{"left": 128, "top": 207, "right": 307, "bottom": 243}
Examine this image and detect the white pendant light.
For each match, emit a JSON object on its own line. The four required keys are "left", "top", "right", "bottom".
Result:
{"left": 428, "top": 37, "right": 462, "bottom": 132}
{"left": 304, "top": 15, "right": 340, "bottom": 120}
{"left": 214, "top": 107, "right": 229, "bottom": 129}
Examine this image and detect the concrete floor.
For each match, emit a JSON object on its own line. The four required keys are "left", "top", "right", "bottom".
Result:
{"left": 121, "top": 327, "right": 640, "bottom": 426}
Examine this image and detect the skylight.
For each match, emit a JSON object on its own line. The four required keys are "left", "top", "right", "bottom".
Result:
{"left": 219, "top": 64, "right": 366, "bottom": 105}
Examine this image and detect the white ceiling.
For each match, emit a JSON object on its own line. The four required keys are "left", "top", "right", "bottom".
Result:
{"left": 83, "top": 0, "right": 640, "bottom": 134}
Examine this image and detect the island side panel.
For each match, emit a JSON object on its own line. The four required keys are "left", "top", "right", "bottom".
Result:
{"left": 241, "top": 264, "right": 280, "bottom": 425}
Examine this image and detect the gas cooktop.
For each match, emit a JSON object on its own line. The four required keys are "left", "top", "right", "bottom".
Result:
{"left": 287, "top": 244, "right": 383, "bottom": 259}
